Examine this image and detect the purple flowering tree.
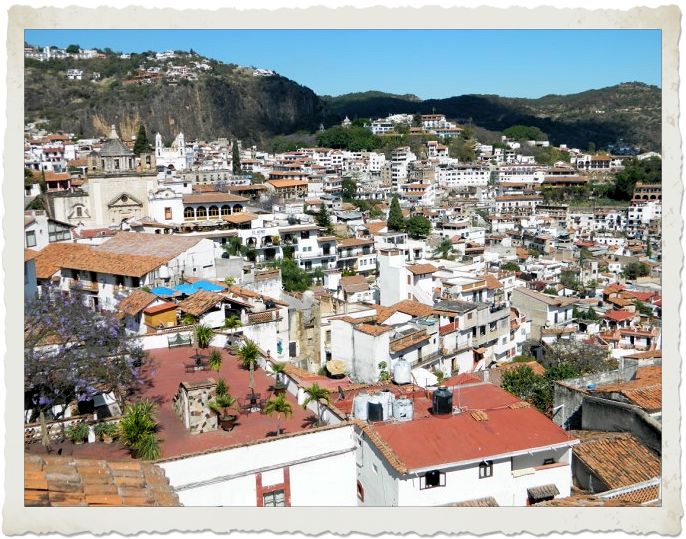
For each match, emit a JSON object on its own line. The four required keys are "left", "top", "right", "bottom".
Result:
{"left": 24, "top": 290, "right": 150, "bottom": 447}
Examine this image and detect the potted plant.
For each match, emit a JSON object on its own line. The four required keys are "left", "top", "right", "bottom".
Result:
{"left": 209, "top": 392, "right": 238, "bottom": 431}
{"left": 65, "top": 422, "right": 89, "bottom": 445}
{"left": 118, "top": 400, "right": 161, "bottom": 460}
{"left": 194, "top": 323, "right": 215, "bottom": 349}
{"left": 94, "top": 422, "right": 118, "bottom": 444}
{"left": 271, "top": 362, "right": 288, "bottom": 395}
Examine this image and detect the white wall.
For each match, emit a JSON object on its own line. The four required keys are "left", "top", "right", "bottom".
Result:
{"left": 158, "top": 424, "right": 358, "bottom": 506}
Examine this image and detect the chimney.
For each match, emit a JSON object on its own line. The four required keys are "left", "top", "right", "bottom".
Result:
{"left": 172, "top": 379, "right": 218, "bottom": 434}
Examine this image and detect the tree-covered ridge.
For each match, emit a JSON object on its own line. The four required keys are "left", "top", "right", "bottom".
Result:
{"left": 24, "top": 44, "right": 661, "bottom": 152}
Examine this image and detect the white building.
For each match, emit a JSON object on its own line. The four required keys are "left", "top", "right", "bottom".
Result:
{"left": 436, "top": 165, "right": 490, "bottom": 189}
{"left": 352, "top": 382, "right": 578, "bottom": 506}
{"left": 158, "top": 424, "right": 358, "bottom": 506}
{"left": 155, "top": 132, "right": 193, "bottom": 171}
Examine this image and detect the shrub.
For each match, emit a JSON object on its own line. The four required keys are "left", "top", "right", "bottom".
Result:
{"left": 65, "top": 422, "right": 89, "bottom": 443}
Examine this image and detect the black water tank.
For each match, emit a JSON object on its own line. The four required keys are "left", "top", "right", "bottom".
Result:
{"left": 432, "top": 387, "right": 453, "bottom": 415}
{"left": 367, "top": 401, "right": 384, "bottom": 422}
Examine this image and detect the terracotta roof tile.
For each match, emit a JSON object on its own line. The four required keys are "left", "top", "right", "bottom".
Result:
{"left": 182, "top": 193, "right": 248, "bottom": 204}
{"left": 572, "top": 433, "right": 660, "bottom": 490}
{"left": 337, "top": 237, "right": 375, "bottom": 248}
{"left": 177, "top": 290, "right": 224, "bottom": 317}
{"left": 24, "top": 455, "right": 180, "bottom": 507}
{"left": 117, "top": 290, "right": 157, "bottom": 317}
{"left": 407, "top": 263, "right": 438, "bottom": 275}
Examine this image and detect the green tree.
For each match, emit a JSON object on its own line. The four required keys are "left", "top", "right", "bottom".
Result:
{"left": 224, "top": 236, "right": 242, "bottom": 257}
{"left": 232, "top": 139, "right": 241, "bottom": 175}
{"left": 302, "top": 383, "right": 331, "bottom": 426}
{"left": 503, "top": 125, "right": 547, "bottom": 141}
{"left": 611, "top": 157, "right": 661, "bottom": 201}
{"left": 315, "top": 203, "right": 333, "bottom": 234}
{"left": 542, "top": 341, "right": 614, "bottom": 375}
{"left": 501, "top": 366, "right": 551, "bottom": 413}
{"left": 132, "top": 123, "right": 150, "bottom": 155}
{"left": 387, "top": 195, "right": 404, "bottom": 232}
{"left": 560, "top": 270, "right": 581, "bottom": 291}
{"left": 634, "top": 300, "right": 653, "bottom": 316}
{"left": 433, "top": 237, "right": 455, "bottom": 259}
{"left": 406, "top": 216, "right": 431, "bottom": 239}
{"left": 274, "top": 258, "right": 312, "bottom": 292}
{"left": 251, "top": 171, "right": 265, "bottom": 184}
{"left": 264, "top": 394, "right": 293, "bottom": 436}
{"left": 342, "top": 177, "right": 357, "bottom": 201}
{"left": 65, "top": 44, "right": 80, "bottom": 54}
{"left": 500, "top": 261, "right": 520, "bottom": 272}
{"left": 623, "top": 262, "right": 650, "bottom": 280}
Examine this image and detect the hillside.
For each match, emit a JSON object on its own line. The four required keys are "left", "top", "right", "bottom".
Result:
{"left": 24, "top": 50, "right": 661, "bottom": 151}
{"left": 324, "top": 83, "right": 661, "bottom": 151}
{"left": 24, "top": 53, "right": 323, "bottom": 145}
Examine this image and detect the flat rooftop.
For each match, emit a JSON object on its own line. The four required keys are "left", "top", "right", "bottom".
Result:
{"left": 26, "top": 346, "right": 315, "bottom": 461}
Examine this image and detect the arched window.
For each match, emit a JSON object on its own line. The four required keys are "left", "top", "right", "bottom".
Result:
{"left": 221, "top": 205, "right": 231, "bottom": 216}
{"left": 196, "top": 206, "right": 207, "bottom": 219}
{"left": 184, "top": 207, "right": 195, "bottom": 221}
{"left": 208, "top": 205, "right": 219, "bottom": 218}
{"left": 233, "top": 204, "right": 243, "bottom": 213}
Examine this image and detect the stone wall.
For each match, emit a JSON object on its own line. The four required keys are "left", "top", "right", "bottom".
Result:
{"left": 172, "top": 379, "right": 218, "bottom": 435}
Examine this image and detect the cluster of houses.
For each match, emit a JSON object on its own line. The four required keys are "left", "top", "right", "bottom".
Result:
{"left": 23, "top": 114, "right": 662, "bottom": 508}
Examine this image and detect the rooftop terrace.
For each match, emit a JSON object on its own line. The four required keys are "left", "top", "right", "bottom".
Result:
{"left": 26, "top": 346, "right": 315, "bottom": 462}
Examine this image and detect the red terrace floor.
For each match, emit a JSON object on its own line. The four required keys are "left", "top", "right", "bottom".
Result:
{"left": 26, "top": 346, "right": 317, "bottom": 462}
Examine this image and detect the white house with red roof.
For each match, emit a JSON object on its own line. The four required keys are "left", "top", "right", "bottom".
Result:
{"left": 351, "top": 380, "right": 578, "bottom": 506}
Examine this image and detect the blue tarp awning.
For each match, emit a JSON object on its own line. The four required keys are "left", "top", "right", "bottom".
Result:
{"left": 150, "top": 286, "right": 176, "bottom": 296}
{"left": 173, "top": 283, "right": 198, "bottom": 295}
{"left": 194, "top": 280, "right": 224, "bottom": 292}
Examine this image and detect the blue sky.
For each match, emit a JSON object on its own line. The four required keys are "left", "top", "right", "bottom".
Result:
{"left": 24, "top": 29, "right": 661, "bottom": 99}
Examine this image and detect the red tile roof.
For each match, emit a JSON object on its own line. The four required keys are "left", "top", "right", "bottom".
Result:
{"left": 407, "top": 263, "right": 438, "bottom": 275}
{"left": 571, "top": 432, "right": 660, "bottom": 490}
{"left": 367, "top": 384, "right": 575, "bottom": 472}
{"left": 604, "top": 310, "right": 636, "bottom": 322}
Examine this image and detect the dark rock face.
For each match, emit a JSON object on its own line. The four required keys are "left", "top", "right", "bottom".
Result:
{"left": 25, "top": 65, "right": 324, "bottom": 144}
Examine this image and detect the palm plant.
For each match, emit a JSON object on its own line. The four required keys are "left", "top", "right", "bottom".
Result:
{"left": 235, "top": 339, "right": 260, "bottom": 370}
{"left": 207, "top": 349, "right": 222, "bottom": 372}
{"left": 263, "top": 394, "right": 293, "bottom": 436}
{"left": 209, "top": 392, "right": 238, "bottom": 431}
{"left": 302, "top": 383, "right": 331, "bottom": 426}
{"left": 271, "top": 362, "right": 288, "bottom": 393}
{"left": 181, "top": 313, "right": 198, "bottom": 326}
{"left": 216, "top": 377, "right": 228, "bottom": 398}
{"left": 224, "top": 315, "right": 242, "bottom": 333}
{"left": 118, "top": 399, "right": 160, "bottom": 460}
{"left": 194, "top": 323, "right": 214, "bottom": 349}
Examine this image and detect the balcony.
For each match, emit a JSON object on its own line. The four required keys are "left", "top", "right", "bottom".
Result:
{"left": 68, "top": 279, "right": 99, "bottom": 292}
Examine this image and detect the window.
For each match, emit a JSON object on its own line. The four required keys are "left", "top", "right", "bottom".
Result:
{"left": 114, "top": 159, "right": 120, "bottom": 170}
{"left": 479, "top": 461, "right": 493, "bottom": 478}
{"left": 420, "top": 470, "right": 446, "bottom": 489}
{"left": 164, "top": 207, "right": 172, "bottom": 220}
{"left": 356, "top": 481, "right": 365, "bottom": 502}
{"left": 543, "top": 458, "right": 555, "bottom": 466}
{"left": 76, "top": 206, "right": 83, "bottom": 217}
{"left": 25, "top": 230, "right": 36, "bottom": 248}
{"left": 262, "top": 489, "right": 286, "bottom": 507}
{"left": 116, "top": 275, "right": 125, "bottom": 287}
